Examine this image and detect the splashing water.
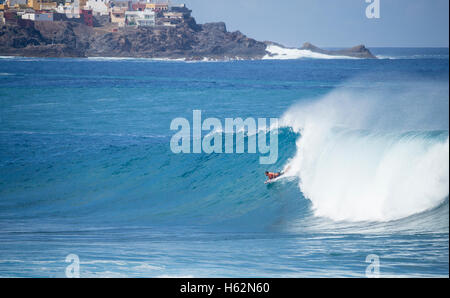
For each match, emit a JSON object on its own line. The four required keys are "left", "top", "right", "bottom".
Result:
{"left": 280, "top": 81, "right": 449, "bottom": 221}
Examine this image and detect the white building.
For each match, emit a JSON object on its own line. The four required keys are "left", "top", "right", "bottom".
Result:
{"left": 8, "top": 0, "right": 27, "bottom": 6}
{"left": 85, "top": 0, "right": 110, "bottom": 16}
{"left": 56, "top": 0, "right": 80, "bottom": 18}
{"left": 22, "top": 12, "right": 54, "bottom": 21}
{"left": 125, "top": 9, "right": 155, "bottom": 27}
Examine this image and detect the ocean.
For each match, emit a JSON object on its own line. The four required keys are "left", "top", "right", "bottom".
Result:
{"left": 0, "top": 48, "right": 448, "bottom": 277}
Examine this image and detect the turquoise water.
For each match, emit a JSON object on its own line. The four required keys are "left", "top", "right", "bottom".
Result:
{"left": 0, "top": 49, "right": 448, "bottom": 277}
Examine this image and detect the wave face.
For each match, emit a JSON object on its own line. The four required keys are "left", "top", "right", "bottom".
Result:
{"left": 280, "top": 81, "right": 449, "bottom": 222}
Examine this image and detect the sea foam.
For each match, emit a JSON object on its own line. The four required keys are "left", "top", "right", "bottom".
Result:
{"left": 280, "top": 80, "right": 449, "bottom": 221}
{"left": 263, "top": 44, "right": 356, "bottom": 60}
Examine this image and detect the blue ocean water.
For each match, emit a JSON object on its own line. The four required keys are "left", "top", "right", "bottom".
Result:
{"left": 0, "top": 48, "right": 448, "bottom": 277}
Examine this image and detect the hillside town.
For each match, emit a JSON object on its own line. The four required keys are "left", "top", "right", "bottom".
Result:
{"left": 0, "top": 0, "right": 271, "bottom": 60}
{"left": 0, "top": 0, "right": 376, "bottom": 60}
{"left": 0, "top": 0, "right": 192, "bottom": 29}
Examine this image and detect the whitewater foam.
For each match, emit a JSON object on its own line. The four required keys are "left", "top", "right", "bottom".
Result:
{"left": 280, "top": 80, "right": 449, "bottom": 222}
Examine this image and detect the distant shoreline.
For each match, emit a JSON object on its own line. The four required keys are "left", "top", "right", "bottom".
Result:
{"left": 1, "top": 11, "right": 376, "bottom": 60}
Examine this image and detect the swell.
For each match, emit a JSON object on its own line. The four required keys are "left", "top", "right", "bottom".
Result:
{"left": 1, "top": 79, "right": 448, "bottom": 231}
{"left": 0, "top": 128, "right": 299, "bottom": 227}
{"left": 1, "top": 127, "right": 448, "bottom": 232}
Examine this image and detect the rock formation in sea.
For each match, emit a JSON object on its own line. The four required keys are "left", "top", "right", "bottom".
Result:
{"left": 300, "top": 42, "right": 377, "bottom": 59}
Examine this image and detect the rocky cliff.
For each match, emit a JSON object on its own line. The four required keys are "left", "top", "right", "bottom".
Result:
{"left": 0, "top": 17, "right": 268, "bottom": 60}
{"left": 0, "top": 16, "right": 377, "bottom": 60}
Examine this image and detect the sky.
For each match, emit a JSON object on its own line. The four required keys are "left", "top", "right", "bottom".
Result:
{"left": 173, "top": 0, "right": 449, "bottom": 48}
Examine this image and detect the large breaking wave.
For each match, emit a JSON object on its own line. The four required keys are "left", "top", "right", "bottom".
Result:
{"left": 280, "top": 80, "right": 449, "bottom": 222}
{"left": 0, "top": 70, "right": 448, "bottom": 231}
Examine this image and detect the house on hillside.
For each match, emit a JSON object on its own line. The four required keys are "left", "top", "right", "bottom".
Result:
{"left": 85, "top": 0, "right": 109, "bottom": 16}
{"left": 125, "top": 8, "right": 155, "bottom": 27}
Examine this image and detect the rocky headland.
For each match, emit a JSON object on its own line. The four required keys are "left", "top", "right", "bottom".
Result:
{"left": 0, "top": 16, "right": 377, "bottom": 60}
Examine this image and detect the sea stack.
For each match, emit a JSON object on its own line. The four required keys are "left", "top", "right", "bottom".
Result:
{"left": 300, "top": 42, "right": 377, "bottom": 59}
